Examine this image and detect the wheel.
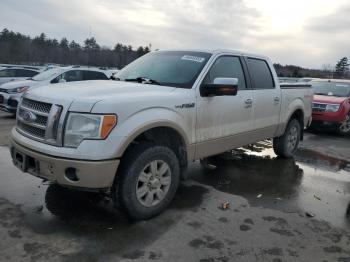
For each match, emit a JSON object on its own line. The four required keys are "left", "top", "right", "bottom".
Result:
{"left": 115, "top": 144, "right": 180, "bottom": 220}
{"left": 273, "top": 119, "right": 301, "bottom": 158}
{"left": 337, "top": 115, "right": 350, "bottom": 136}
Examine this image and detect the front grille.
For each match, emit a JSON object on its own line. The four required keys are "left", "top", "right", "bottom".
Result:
{"left": 17, "top": 121, "right": 46, "bottom": 139}
{"left": 21, "top": 98, "right": 52, "bottom": 113}
{"left": 16, "top": 98, "right": 62, "bottom": 143}
{"left": 0, "top": 88, "right": 8, "bottom": 93}
{"left": 18, "top": 108, "right": 48, "bottom": 126}
{"left": 312, "top": 103, "right": 326, "bottom": 112}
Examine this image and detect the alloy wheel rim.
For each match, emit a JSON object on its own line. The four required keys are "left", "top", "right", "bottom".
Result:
{"left": 136, "top": 160, "right": 172, "bottom": 207}
{"left": 339, "top": 117, "right": 350, "bottom": 133}
{"left": 287, "top": 126, "right": 298, "bottom": 152}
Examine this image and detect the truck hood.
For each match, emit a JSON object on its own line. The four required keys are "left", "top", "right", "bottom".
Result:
{"left": 25, "top": 80, "right": 177, "bottom": 112}
{"left": 313, "top": 94, "right": 348, "bottom": 104}
{"left": 0, "top": 79, "right": 38, "bottom": 89}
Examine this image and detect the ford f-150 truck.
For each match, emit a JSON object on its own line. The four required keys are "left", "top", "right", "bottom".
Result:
{"left": 9, "top": 50, "right": 312, "bottom": 220}
{"left": 311, "top": 79, "right": 350, "bottom": 135}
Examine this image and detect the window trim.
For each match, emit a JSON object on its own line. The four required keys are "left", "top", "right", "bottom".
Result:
{"left": 244, "top": 57, "right": 276, "bottom": 90}
{"left": 200, "top": 55, "right": 249, "bottom": 92}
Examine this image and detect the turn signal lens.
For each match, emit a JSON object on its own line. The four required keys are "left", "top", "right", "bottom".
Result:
{"left": 100, "top": 115, "right": 117, "bottom": 139}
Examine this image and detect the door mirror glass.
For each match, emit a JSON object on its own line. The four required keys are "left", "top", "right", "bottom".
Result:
{"left": 200, "top": 77, "right": 238, "bottom": 97}
{"left": 58, "top": 78, "right": 66, "bottom": 83}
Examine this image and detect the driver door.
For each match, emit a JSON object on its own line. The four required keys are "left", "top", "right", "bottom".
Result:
{"left": 195, "top": 55, "right": 254, "bottom": 159}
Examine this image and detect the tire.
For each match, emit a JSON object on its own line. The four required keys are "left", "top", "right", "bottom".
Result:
{"left": 336, "top": 115, "right": 350, "bottom": 136}
{"left": 115, "top": 143, "right": 180, "bottom": 220}
{"left": 273, "top": 119, "right": 301, "bottom": 158}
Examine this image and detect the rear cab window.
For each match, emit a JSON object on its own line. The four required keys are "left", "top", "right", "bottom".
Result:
{"left": 247, "top": 58, "right": 275, "bottom": 89}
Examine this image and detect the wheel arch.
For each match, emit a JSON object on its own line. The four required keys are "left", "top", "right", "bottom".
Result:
{"left": 116, "top": 121, "right": 192, "bottom": 169}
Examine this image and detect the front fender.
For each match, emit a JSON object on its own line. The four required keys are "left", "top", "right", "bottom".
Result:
{"left": 110, "top": 107, "right": 194, "bottom": 159}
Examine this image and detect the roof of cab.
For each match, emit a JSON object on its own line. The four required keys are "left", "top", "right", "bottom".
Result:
{"left": 157, "top": 49, "right": 269, "bottom": 60}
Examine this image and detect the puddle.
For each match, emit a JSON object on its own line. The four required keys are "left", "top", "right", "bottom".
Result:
{"left": 189, "top": 141, "right": 350, "bottom": 229}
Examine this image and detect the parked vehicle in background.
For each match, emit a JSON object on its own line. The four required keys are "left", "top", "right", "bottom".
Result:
{"left": 0, "top": 67, "right": 40, "bottom": 85}
{"left": 278, "top": 77, "right": 300, "bottom": 83}
{"left": 109, "top": 69, "right": 120, "bottom": 80}
{"left": 297, "top": 77, "right": 319, "bottom": 83}
{"left": 9, "top": 49, "right": 312, "bottom": 220}
{"left": 0, "top": 66, "right": 110, "bottom": 113}
{"left": 311, "top": 79, "right": 350, "bottom": 135}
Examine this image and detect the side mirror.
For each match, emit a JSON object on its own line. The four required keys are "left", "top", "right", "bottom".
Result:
{"left": 200, "top": 78, "right": 238, "bottom": 97}
{"left": 58, "top": 78, "right": 66, "bottom": 83}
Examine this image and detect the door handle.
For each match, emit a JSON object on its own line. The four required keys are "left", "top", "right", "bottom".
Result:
{"left": 244, "top": 98, "right": 253, "bottom": 108}
{"left": 274, "top": 97, "right": 280, "bottom": 104}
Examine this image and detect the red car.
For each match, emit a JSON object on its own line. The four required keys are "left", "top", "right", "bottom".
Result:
{"left": 311, "top": 79, "right": 350, "bottom": 135}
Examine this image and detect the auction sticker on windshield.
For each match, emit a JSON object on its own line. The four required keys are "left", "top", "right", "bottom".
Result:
{"left": 181, "top": 55, "right": 205, "bottom": 63}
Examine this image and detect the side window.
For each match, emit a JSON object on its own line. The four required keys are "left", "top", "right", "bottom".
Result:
{"left": 83, "top": 71, "right": 108, "bottom": 80}
{"left": 15, "top": 69, "right": 38, "bottom": 77}
{"left": 247, "top": 58, "right": 275, "bottom": 89}
{"left": 202, "top": 56, "right": 246, "bottom": 90}
{"left": 61, "top": 70, "right": 84, "bottom": 82}
{"left": 0, "top": 69, "right": 15, "bottom": 77}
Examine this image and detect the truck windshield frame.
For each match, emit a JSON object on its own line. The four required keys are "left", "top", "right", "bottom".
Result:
{"left": 116, "top": 51, "right": 212, "bottom": 89}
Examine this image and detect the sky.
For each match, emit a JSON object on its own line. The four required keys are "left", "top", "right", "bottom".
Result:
{"left": 0, "top": 0, "right": 349, "bottom": 68}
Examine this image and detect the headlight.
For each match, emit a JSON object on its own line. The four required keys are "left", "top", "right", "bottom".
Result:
{"left": 7, "top": 86, "right": 29, "bottom": 94}
{"left": 325, "top": 104, "right": 340, "bottom": 112}
{"left": 64, "top": 113, "right": 117, "bottom": 148}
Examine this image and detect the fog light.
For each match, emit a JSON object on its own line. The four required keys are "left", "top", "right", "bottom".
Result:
{"left": 65, "top": 167, "right": 79, "bottom": 182}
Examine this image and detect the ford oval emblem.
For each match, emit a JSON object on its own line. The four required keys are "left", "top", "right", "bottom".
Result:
{"left": 22, "top": 111, "right": 37, "bottom": 123}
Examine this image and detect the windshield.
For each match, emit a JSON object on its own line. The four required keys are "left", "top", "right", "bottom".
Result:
{"left": 312, "top": 81, "right": 350, "bottom": 97}
{"left": 32, "top": 67, "right": 63, "bottom": 81}
{"left": 116, "top": 51, "right": 212, "bottom": 88}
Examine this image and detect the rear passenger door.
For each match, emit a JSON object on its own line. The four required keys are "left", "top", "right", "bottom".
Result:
{"left": 245, "top": 57, "right": 280, "bottom": 137}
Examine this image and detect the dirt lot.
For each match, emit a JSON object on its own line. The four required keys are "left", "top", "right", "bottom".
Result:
{"left": 0, "top": 111, "right": 350, "bottom": 262}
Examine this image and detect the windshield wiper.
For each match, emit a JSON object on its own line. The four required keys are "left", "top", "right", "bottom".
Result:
{"left": 124, "top": 77, "right": 161, "bottom": 85}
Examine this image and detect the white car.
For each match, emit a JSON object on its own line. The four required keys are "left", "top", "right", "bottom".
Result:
{"left": 0, "top": 66, "right": 110, "bottom": 113}
{"left": 0, "top": 67, "right": 40, "bottom": 85}
{"left": 9, "top": 49, "right": 312, "bottom": 220}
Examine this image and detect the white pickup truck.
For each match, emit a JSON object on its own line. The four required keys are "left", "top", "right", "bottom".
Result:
{"left": 9, "top": 50, "right": 312, "bottom": 220}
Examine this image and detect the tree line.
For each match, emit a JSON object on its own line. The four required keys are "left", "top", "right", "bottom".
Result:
{"left": 1, "top": 28, "right": 349, "bottom": 78}
{"left": 274, "top": 57, "right": 349, "bottom": 79}
{"left": 0, "top": 28, "right": 151, "bottom": 68}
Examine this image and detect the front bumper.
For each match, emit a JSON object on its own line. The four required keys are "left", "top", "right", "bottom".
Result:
{"left": 10, "top": 138, "right": 120, "bottom": 190}
{"left": 0, "top": 92, "right": 20, "bottom": 113}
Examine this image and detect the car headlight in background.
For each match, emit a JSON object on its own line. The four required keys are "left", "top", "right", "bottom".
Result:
{"left": 7, "top": 86, "right": 29, "bottom": 94}
{"left": 325, "top": 104, "right": 340, "bottom": 112}
{"left": 64, "top": 113, "right": 117, "bottom": 148}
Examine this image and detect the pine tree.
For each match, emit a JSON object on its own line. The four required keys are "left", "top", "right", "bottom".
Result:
{"left": 335, "top": 57, "right": 349, "bottom": 78}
